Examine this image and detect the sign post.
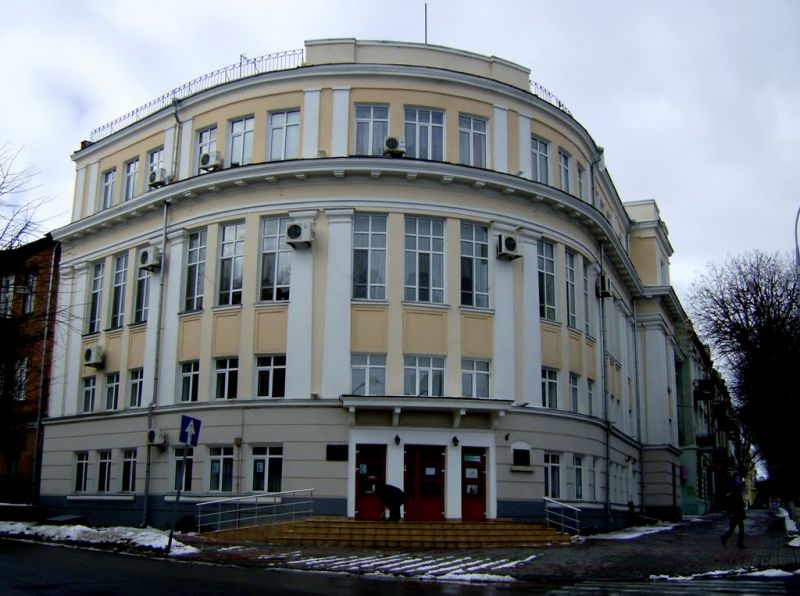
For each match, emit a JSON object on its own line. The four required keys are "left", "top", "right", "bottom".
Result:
{"left": 166, "top": 415, "right": 201, "bottom": 554}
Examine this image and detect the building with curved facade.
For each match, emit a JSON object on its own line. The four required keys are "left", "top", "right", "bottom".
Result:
{"left": 41, "top": 39, "right": 698, "bottom": 529}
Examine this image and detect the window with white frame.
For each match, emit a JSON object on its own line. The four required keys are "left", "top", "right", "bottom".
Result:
{"left": 229, "top": 116, "right": 254, "bottom": 166}
{"left": 209, "top": 446, "right": 234, "bottom": 492}
{"left": 101, "top": 169, "right": 115, "bottom": 209}
{"left": 129, "top": 369, "right": 143, "bottom": 408}
{"left": 0, "top": 274, "right": 13, "bottom": 317}
{"left": 147, "top": 146, "right": 164, "bottom": 184}
{"left": 569, "top": 373, "right": 579, "bottom": 413}
{"left": 462, "top": 358, "right": 490, "bottom": 398}
{"left": 541, "top": 368, "right": 558, "bottom": 409}
{"left": 354, "top": 105, "right": 388, "bottom": 156}
{"left": 218, "top": 222, "right": 244, "bottom": 306}
{"left": 256, "top": 355, "right": 286, "bottom": 398}
{"left": 180, "top": 361, "right": 199, "bottom": 402}
{"left": 351, "top": 354, "right": 386, "bottom": 396}
{"left": 404, "top": 355, "right": 445, "bottom": 397}
{"left": 134, "top": 255, "right": 150, "bottom": 324}
{"left": 458, "top": 114, "right": 487, "bottom": 167}
{"left": 574, "top": 455, "right": 584, "bottom": 500}
{"left": 74, "top": 452, "right": 89, "bottom": 492}
{"left": 404, "top": 107, "right": 444, "bottom": 160}
{"left": 587, "top": 378, "right": 595, "bottom": 417}
{"left": 215, "top": 358, "right": 238, "bottom": 400}
{"left": 22, "top": 272, "right": 35, "bottom": 314}
{"left": 173, "top": 447, "right": 193, "bottom": 491}
{"left": 110, "top": 254, "right": 128, "bottom": 328}
{"left": 105, "top": 372, "right": 120, "bottom": 410}
{"left": 88, "top": 263, "right": 104, "bottom": 333}
{"left": 124, "top": 158, "right": 139, "bottom": 200}
{"left": 13, "top": 358, "right": 26, "bottom": 401}
{"left": 185, "top": 229, "right": 206, "bottom": 311}
{"left": 97, "top": 450, "right": 112, "bottom": 492}
{"left": 531, "top": 136, "right": 549, "bottom": 184}
{"left": 544, "top": 452, "right": 561, "bottom": 498}
{"left": 260, "top": 217, "right": 291, "bottom": 301}
{"left": 82, "top": 377, "right": 96, "bottom": 413}
{"left": 460, "top": 222, "right": 489, "bottom": 308}
{"left": 268, "top": 110, "right": 300, "bottom": 160}
{"left": 589, "top": 456, "right": 598, "bottom": 501}
{"left": 353, "top": 214, "right": 387, "bottom": 300}
{"left": 566, "top": 250, "right": 577, "bottom": 329}
{"left": 584, "top": 262, "right": 593, "bottom": 336}
{"left": 577, "top": 164, "right": 586, "bottom": 201}
{"left": 404, "top": 216, "right": 444, "bottom": 303}
{"left": 197, "top": 127, "right": 217, "bottom": 173}
{"left": 121, "top": 448, "right": 136, "bottom": 492}
{"left": 252, "top": 446, "right": 283, "bottom": 492}
{"left": 538, "top": 240, "right": 556, "bottom": 321}
{"left": 559, "top": 149, "right": 570, "bottom": 193}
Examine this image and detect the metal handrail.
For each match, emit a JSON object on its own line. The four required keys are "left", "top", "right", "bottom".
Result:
{"left": 543, "top": 496, "right": 581, "bottom": 535}
{"left": 529, "top": 80, "right": 572, "bottom": 116}
{"left": 89, "top": 49, "right": 304, "bottom": 142}
{"left": 196, "top": 488, "right": 314, "bottom": 533}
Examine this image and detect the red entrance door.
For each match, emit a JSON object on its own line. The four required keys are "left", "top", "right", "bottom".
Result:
{"left": 404, "top": 445, "right": 445, "bottom": 521}
{"left": 461, "top": 447, "right": 487, "bottom": 521}
{"left": 355, "top": 444, "right": 386, "bottom": 520}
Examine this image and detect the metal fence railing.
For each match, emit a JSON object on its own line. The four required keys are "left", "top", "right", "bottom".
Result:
{"left": 529, "top": 80, "right": 572, "bottom": 116}
{"left": 543, "top": 496, "right": 581, "bottom": 535}
{"left": 196, "top": 488, "right": 314, "bottom": 533}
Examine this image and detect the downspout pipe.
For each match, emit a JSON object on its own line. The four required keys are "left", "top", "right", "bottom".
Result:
{"left": 599, "top": 242, "right": 611, "bottom": 522}
{"left": 632, "top": 302, "right": 645, "bottom": 513}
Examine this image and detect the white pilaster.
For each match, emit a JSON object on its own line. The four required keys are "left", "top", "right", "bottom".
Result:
{"left": 492, "top": 105, "right": 508, "bottom": 173}
{"left": 154, "top": 231, "right": 185, "bottom": 406}
{"left": 302, "top": 88, "right": 321, "bottom": 159}
{"left": 520, "top": 230, "right": 542, "bottom": 406}
{"left": 72, "top": 167, "right": 86, "bottom": 222}
{"left": 331, "top": 88, "right": 350, "bottom": 157}
{"left": 163, "top": 124, "right": 176, "bottom": 179}
{"left": 491, "top": 224, "right": 515, "bottom": 401}
{"left": 62, "top": 264, "right": 88, "bottom": 417}
{"left": 320, "top": 209, "right": 353, "bottom": 397}
{"left": 178, "top": 117, "right": 194, "bottom": 180}
{"left": 86, "top": 162, "right": 99, "bottom": 214}
{"left": 518, "top": 114, "right": 532, "bottom": 179}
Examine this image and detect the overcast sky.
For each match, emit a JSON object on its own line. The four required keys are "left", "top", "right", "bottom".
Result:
{"left": 1, "top": 0, "right": 797, "bottom": 301}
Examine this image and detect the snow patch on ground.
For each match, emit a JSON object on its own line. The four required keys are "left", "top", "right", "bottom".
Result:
{"left": 0, "top": 521, "right": 198, "bottom": 556}
{"left": 788, "top": 536, "right": 800, "bottom": 548}
{"left": 745, "top": 568, "right": 794, "bottom": 577}
{"left": 424, "top": 572, "right": 516, "bottom": 583}
{"left": 586, "top": 523, "right": 677, "bottom": 541}
{"left": 651, "top": 568, "right": 749, "bottom": 581}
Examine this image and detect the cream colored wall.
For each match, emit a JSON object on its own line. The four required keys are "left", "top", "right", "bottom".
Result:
{"left": 629, "top": 236, "right": 657, "bottom": 285}
{"left": 254, "top": 308, "right": 288, "bottom": 353}
{"left": 404, "top": 308, "right": 447, "bottom": 355}
{"left": 351, "top": 306, "right": 389, "bottom": 352}
{"left": 461, "top": 313, "right": 493, "bottom": 359}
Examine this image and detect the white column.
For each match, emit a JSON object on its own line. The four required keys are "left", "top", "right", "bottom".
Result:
{"left": 518, "top": 114, "right": 532, "bottom": 179}
{"left": 302, "top": 88, "right": 321, "bottom": 159}
{"left": 492, "top": 105, "right": 508, "bottom": 173}
{"left": 445, "top": 444, "right": 462, "bottom": 519}
{"left": 520, "top": 230, "right": 542, "bottom": 406}
{"left": 320, "top": 209, "right": 353, "bottom": 397}
{"left": 61, "top": 264, "right": 88, "bottom": 417}
{"left": 86, "top": 162, "right": 99, "bottom": 214}
{"left": 72, "top": 167, "right": 86, "bottom": 222}
{"left": 178, "top": 117, "right": 194, "bottom": 180}
{"left": 153, "top": 231, "right": 185, "bottom": 406}
{"left": 285, "top": 210, "right": 317, "bottom": 398}
{"left": 331, "top": 87, "right": 350, "bottom": 157}
{"left": 491, "top": 223, "right": 515, "bottom": 401}
{"left": 163, "top": 124, "right": 176, "bottom": 178}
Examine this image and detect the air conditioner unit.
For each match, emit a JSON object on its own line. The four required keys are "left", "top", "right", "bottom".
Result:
{"left": 383, "top": 136, "right": 406, "bottom": 157}
{"left": 497, "top": 234, "right": 521, "bottom": 260}
{"left": 139, "top": 247, "right": 161, "bottom": 272}
{"left": 199, "top": 151, "right": 223, "bottom": 171}
{"left": 146, "top": 428, "right": 167, "bottom": 447}
{"left": 148, "top": 168, "right": 170, "bottom": 188}
{"left": 596, "top": 274, "right": 613, "bottom": 298}
{"left": 83, "top": 344, "right": 105, "bottom": 368}
{"left": 285, "top": 221, "right": 314, "bottom": 247}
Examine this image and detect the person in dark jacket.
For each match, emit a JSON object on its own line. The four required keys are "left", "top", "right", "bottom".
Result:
{"left": 721, "top": 489, "right": 746, "bottom": 548}
{"left": 380, "top": 484, "right": 406, "bottom": 522}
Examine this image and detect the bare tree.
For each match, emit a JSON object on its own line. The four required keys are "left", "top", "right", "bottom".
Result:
{"left": 0, "top": 143, "right": 45, "bottom": 250}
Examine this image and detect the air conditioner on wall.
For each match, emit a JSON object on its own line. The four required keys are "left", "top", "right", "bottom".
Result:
{"left": 83, "top": 344, "right": 105, "bottom": 368}
{"left": 597, "top": 274, "right": 613, "bottom": 298}
{"left": 199, "top": 151, "right": 223, "bottom": 171}
{"left": 146, "top": 428, "right": 167, "bottom": 447}
{"left": 496, "top": 234, "right": 521, "bottom": 260}
{"left": 383, "top": 136, "right": 406, "bottom": 157}
{"left": 148, "top": 168, "right": 170, "bottom": 188}
{"left": 285, "top": 221, "right": 314, "bottom": 247}
{"left": 139, "top": 247, "right": 162, "bottom": 272}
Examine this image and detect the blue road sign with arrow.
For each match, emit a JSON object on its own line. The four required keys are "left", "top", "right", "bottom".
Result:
{"left": 179, "top": 415, "right": 201, "bottom": 447}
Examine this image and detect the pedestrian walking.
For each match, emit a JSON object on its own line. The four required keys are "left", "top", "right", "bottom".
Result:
{"left": 721, "top": 489, "right": 746, "bottom": 548}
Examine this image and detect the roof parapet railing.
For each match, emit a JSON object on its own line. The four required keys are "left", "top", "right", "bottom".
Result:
{"left": 529, "top": 80, "right": 572, "bottom": 116}
{"left": 89, "top": 49, "right": 305, "bottom": 143}
{"left": 543, "top": 496, "right": 581, "bottom": 535}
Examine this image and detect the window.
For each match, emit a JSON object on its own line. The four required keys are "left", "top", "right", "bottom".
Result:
{"left": 538, "top": 240, "right": 556, "bottom": 321}
{"left": 574, "top": 455, "right": 584, "bottom": 500}
{"left": 110, "top": 254, "right": 128, "bottom": 328}
{"left": 531, "top": 137, "right": 549, "bottom": 184}
{"left": 354, "top": 105, "right": 388, "bottom": 156}
{"left": 403, "top": 356, "right": 445, "bottom": 397}
{"left": 559, "top": 150, "right": 570, "bottom": 193}
{"left": 353, "top": 214, "right": 387, "bottom": 300}
{"left": 105, "top": 372, "right": 120, "bottom": 410}
{"left": 587, "top": 378, "right": 595, "bottom": 417}
{"left": 460, "top": 222, "right": 489, "bottom": 308}
{"left": 259, "top": 218, "right": 291, "bottom": 301}
{"left": 13, "top": 358, "right": 26, "bottom": 401}
{"left": 229, "top": 116, "right": 254, "bottom": 166}
{"left": 569, "top": 373, "right": 579, "bottom": 413}
{"left": 458, "top": 114, "right": 487, "bottom": 167}
{"left": 268, "top": 110, "right": 300, "bottom": 160}
{"left": 122, "top": 449, "right": 137, "bottom": 492}
{"left": 197, "top": 127, "right": 217, "bottom": 173}
{"left": 209, "top": 446, "right": 234, "bottom": 492}
{"left": 88, "top": 263, "right": 104, "bottom": 333}
{"left": 0, "top": 274, "right": 13, "bottom": 317}
{"left": 174, "top": 447, "right": 193, "bottom": 492}
{"left": 215, "top": 358, "right": 238, "bottom": 400}
{"left": 218, "top": 222, "right": 244, "bottom": 306}
{"left": 462, "top": 359, "right": 490, "bottom": 398}
{"left": 404, "top": 216, "right": 444, "bottom": 304}
{"left": 97, "top": 450, "right": 112, "bottom": 492}
{"left": 512, "top": 447, "right": 531, "bottom": 467}
{"left": 180, "top": 361, "right": 199, "bottom": 402}
{"left": 404, "top": 107, "right": 444, "bottom": 160}
{"left": 566, "top": 250, "right": 577, "bottom": 328}
{"left": 82, "top": 377, "right": 96, "bottom": 413}
{"left": 252, "top": 446, "right": 283, "bottom": 492}
{"left": 129, "top": 369, "right": 143, "bottom": 408}
{"left": 577, "top": 164, "right": 586, "bottom": 201}
{"left": 101, "top": 169, "right": 115, "bottom": 209}
{"left": 185, "top": 229, "right": 207, "bottom": 311}
{"left": 544, "top": 453, "right": 561, "bottom": 498}
{"left": 134, "top": 254, "right": 150, "bottom": 324}
{"left": 584, "top": 262, "right": 593, "bottom": 336}
{"left": 147, "top": 146, "right": 164, "bottom": 184}
{"left": 351, "top": 354, "right": 386, "bottom": 396}
{"left": 256, "top": 355, "right": 286, "bottom": 398}
{"left": 74, "top": 452, "right": 89, "bottom": 492}
{"left": 22, "top": 272, "right": 35, "bottom": 314}
{"left": 124, "top": 158, "right": 139, "bottom": 200}
{"left": 541, "top": 368, "right": 558, "bottom": 409}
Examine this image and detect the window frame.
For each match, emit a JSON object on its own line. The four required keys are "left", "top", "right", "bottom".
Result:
{"left": 350, "top": 353, "right": 386, "bottom": 396}
{"left": 541, "top": 368, "right": 558, "bottom": 409}
{"left": 22, "top": 272, "right": 35, "bottom": 314}
{"left": 13, "top": 358, "right": 26, "bottom": 401}
{"left": 558, "top": 149, "right": 571, "bottom": 193}
{"left": 184, "top": 229, "right": 207, "bottom": 312}
{"left": 218, "top": 222, "right": 245, "bottom": 306}
{"left": 354, "top": 104, "right": 389, "bottom": 156}
{"left": 352, "top": 214, "right": 387, "bottom": 301}
{"left": 403, "top": 355, "right": 445, "bottom": 397}
{"left": 0, "top": 274, "right": 13, "bottom": 317}
{"left": 214, "top": 357, "right": 239, "bottom": 400}
{"left": 129, "top": 368, "right": 144, "bottom": 408}
{"left": 181, "top": 361, "right": 200, "bottom": 403}
{"left": 538, "top": 240, "right": 556, "bottom": 321}
{"left": 105, "top": 372, "right": 120, "bottom": 411}
{"left": 97, "top": 450, "right": 112, "bottom": 493}
{"left": 461, "top": 358, "right": 490, "bottom": 398}
{"left": 251, "top": 445, "right": 283, "bottom": 493}
{"left": 109, "top": 253, "right": 128, "bottom": 329}
{"left": 147, "top": 146, "right": 164, "bottom": 184}
{"left": 88, "top": 263, "right": 104, "bottom": 334}
{"left": 124, "top": 158, "right": 139, "bottom": 201}
{"left": 228, "top": 115, "right": 255, "bottom": 167}
{"left": 134, "top": 252, "right": 150, "bottom": 324}
{"left": 458, "top": 114, "right": 487, "bottom": 168}
{"left": 566, "top": 250, "right": 577, "bottom": 329}
{"left": 101, "top": 169, "right": 115, "bottom": 210}
{"left": 255, "top": 355, "right": 287, "bottom": 398}
{"left": 460, "top": 222, "right": 489, "bottom": 309}
{"left": 404, "top": 216, "right": 445, "bottom": 304}
{"left": 74, "top": 452, "right": 89, "bottom": 493}
{"left": 404, "top": 106, "right": 444, "bottom": 161}
{"left": 121, "top": 448, "right": 137, "bottom": 493}
{"left": 268, "top": 109, "right": 300, "bottom": 161}
{"left": 544, "top": 452, "right": 561, "bottom": 499}
{"left": 196, "top": 126, "right": 217, "bottom": 174}
{"left": 574, "top": 455, "right": 584, "bottom": 500}
{"left": 208, "top": 446, "right": 234, "bottom": 493}
{"left": 531, "top": 136, "right": 549, "bottom": 184}
{"left": 569, "top": 373, "right": 579, "bottom": 413}
{"left": 82, "top": 377, "right": 96, "bottom": 413}
{"left": 173, "top": 447, "right": 193, "bottom": 492}
{"left": 259, "top": 217, "right": 291, "bottom": 302}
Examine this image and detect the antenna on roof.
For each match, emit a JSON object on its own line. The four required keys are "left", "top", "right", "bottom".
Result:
{"left": 424, "top": 2, "right": 428, "bottom": 44}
